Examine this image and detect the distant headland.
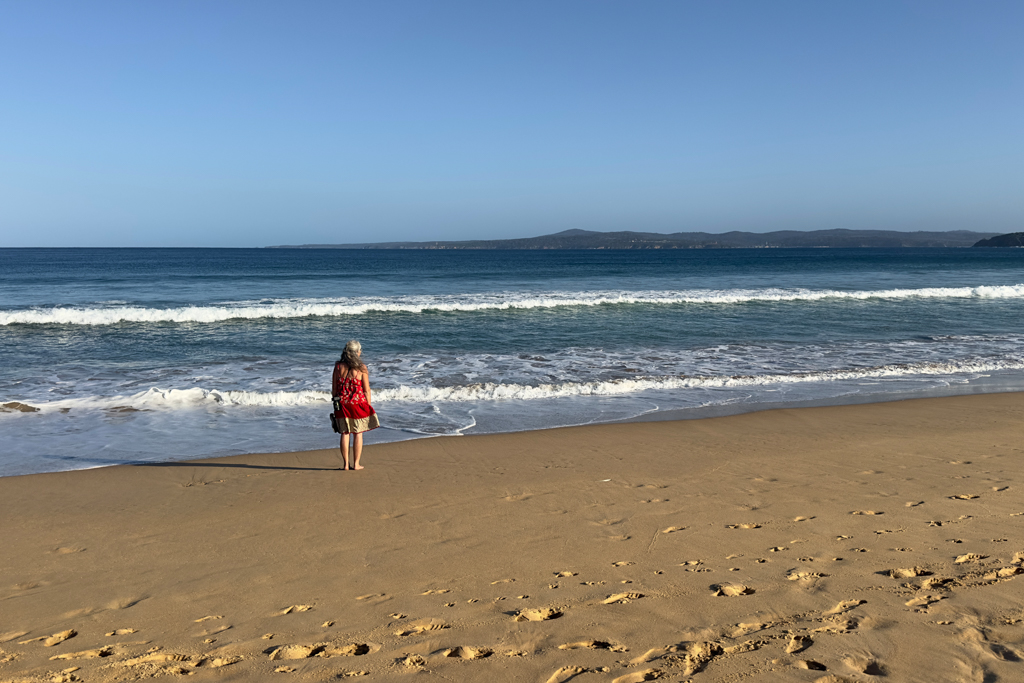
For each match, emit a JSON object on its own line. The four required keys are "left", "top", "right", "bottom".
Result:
{"left": 267, "top": 228, "right": 999, "bottom": 250}
{"left": 973, "top": 232, "right": 1024, "bottom": 247}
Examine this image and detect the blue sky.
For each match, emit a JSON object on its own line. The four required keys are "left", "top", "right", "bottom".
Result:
{"left": 1, "top": 1, "right": 1021, "bottom": 247}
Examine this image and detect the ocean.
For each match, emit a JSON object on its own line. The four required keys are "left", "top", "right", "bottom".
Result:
{"left": 1, "top": 247, "right": 1023, "bottom": 477}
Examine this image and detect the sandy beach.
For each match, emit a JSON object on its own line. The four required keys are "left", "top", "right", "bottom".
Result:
{"left": 2, "top": 393, "right": 1023, "bottom": 683}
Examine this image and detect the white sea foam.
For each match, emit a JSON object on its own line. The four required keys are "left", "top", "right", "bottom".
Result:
{"left": 12, "top": 357, "right": 1023, "bottom": 413}
{"left": 3, "top": 284, "right": 1024, "bottom": 325}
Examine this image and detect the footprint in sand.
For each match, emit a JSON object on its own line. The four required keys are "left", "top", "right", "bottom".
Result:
{"left": 793, "top": 516, "right": 815, "bottom": 522}
{"left": 441, "top": 646, "right": 492, "bottom": 659}
{"left": 279, "top": 605, "right": 314, "bottom": 614}
{"left": 661, "top": 526, "right": 685, "bottom": 533}
{"left": 794, "top": 660, "right": 827, "bottom": 670}
{"left": 726, "top": 523, "right": 761, "bottom": 529}
{"left": 545, "top": 666, "right": 589, "bottom": 683}
{"left": 785, "top": 635, "right": 813, "bottom": 653}
{"left": 325, "top": 643, "right": 372, "bottom": 656}
{"left": 559, "top": 640, "right": 628, "bottom": 652}
{"left": 400, "top": 654, "right": 426, "bottom": 668}
{"left": 514, "top": 607, "right": 562, "bottom": 622}
{"left": 119, "top": 651, "right": 193, "bottom": 667}
{"left": 596, "top": 519, "right": 625, "bottom": 526}
{"left": 553, "top": 571, "right": 577, "bottom": 577}
{"left": 54, "top": 546, "right": 86, "bottom": 554}
{"left": 886, "top": 567, "right": 932, "bottom": 578}
{"left": 603, "top": 592, "right": 644, "bottom": 604}
{"left": 491, "top": 578, "right": 515, "bottom": 584}
{"left": 906, "top": 501, "right": 925, "bottom": 507}
{"left": 612, "top": 670, "right": 662, "bottom": 683}
{"left": 20, "top": 630, "right": 77, "bottom": 647}
{"left": 723, "top": 640, "right": 763, "bottom": 654}
{"left": 421, "top": 589, "right": 450, "bottom": 595}
{"left": 844, "top": 655, "right": 887, "bottom": 675}
{"left": 826, "top": 599, "right": 865, "bottom": 614}
{"left": 105, "top": 629, "right": 137, "bottom": 636}
{"left": 208, "top": 656, "right": 243, "bottom": 668}
{"left": 711, "top": 583, "right": 754, "bottom": 596}
{"left": 768, "top": 546, "right": 788, "bottom": 552}
{"left": 396, "top": 619, "right": 450, "bottom": 635}
{"left": 672, "top": 642, "right": 722, "bottom": 675}
{"left": 354, "top": 594, "right": 389, "bottom": 604}
{"left": 730, "top": 622, "right": 767, "bottom": 637}
{"left": 983, "top": 567, "right": 1023, "bottom": 580}
{"left": 851, "top": 510, "right": 884, "bottom": 515}
{"left": 787, "top": 571, "right": 829, "bottom": 581}
{"left": 49, "top": 647, "right": 113, "bottom": 661}
{"left": 954, "top": 553, "right": 989, "bottom": 564}
{"left": 196, "top": 624, "right": 231, "bottom": 637}
{"left": 193, "top": 615, "right": 222, "bottom": 623}
{"left": 268, "top": 644, "right": 323, "bottom": 660}
{"left": 993, "top": 486, "right": 1009, "bottom": 492}
{"left": 321, "top": 621, "right": 335, "bottom": 628}
{"left": 950, "top": 494, "right": 980, "bottom": 500}
{"left": 612, "top": 561, "right": 635, "bottom": 567}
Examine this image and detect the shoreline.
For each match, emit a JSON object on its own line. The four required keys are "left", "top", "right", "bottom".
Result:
{"left": 2, "top": 392, "right": 1023, "bottom": 681}
{"left": 5, "top": 375, "right": 1024, "bottom": 479}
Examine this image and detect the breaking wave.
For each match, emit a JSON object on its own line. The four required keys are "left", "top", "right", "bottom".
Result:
{"left": 12, "top": 357, "right": 1024, "bottom": 413}
{"left": 3, "top": 284, "right": 1024, "bottom": 326}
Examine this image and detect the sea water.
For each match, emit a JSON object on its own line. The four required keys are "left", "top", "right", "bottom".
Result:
{"left": 1, "top": 247, "right": 1023, "bottom": 476}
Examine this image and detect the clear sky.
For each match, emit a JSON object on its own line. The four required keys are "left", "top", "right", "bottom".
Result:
{"left": 1, "top": 1, "right": 1022, "bottom": 247}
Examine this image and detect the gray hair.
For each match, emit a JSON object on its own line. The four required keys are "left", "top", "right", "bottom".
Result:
{"left": 340, "top": 340, "right": 363, "bottom": 369}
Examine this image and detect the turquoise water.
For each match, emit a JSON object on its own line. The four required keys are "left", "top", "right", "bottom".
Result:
{"left": 1, "top": 247, "right": 1023, "bottom": 475}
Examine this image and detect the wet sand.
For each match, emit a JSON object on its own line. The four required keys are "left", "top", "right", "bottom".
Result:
{"left": 2, "top": 393, "right": 1023, "bottom": 682}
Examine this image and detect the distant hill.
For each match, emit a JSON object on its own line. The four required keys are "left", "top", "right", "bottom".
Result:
{"left": 268, "top": 228, "right": 999, "bottom": 250}
{"left": 973, "top": 232, "right": 1024, "bottom": 247}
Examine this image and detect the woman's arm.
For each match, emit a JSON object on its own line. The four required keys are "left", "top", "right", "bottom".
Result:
{"left": 362, "top": 365, "right": 372, "bottom": 404}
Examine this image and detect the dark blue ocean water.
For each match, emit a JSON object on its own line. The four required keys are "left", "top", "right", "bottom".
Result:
{"left": 2, "top": 247, "right": 1023, "bottom": 476}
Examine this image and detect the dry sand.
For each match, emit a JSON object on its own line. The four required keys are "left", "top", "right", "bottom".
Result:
{"left": 1, "top": 393, "right": 1023, "bottom": 683}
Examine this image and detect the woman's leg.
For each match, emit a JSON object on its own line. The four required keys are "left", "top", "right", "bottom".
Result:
{"left": 352, "top": 432, "right": 364, "bottom": 470}
{"left": 340, "top": 433, "right": 350, "bottom": 470}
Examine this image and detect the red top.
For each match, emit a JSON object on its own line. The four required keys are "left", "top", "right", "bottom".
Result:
{"left": 333, "top": 362, "right": 369, "bottom": 405}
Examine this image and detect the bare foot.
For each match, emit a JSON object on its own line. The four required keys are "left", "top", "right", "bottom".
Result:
{"left": 354, "top": 465, "right": 364, "bottom": 470}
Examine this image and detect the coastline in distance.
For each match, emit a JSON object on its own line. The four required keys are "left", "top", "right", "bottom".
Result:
{"left": 268, "top": 228, "right": 999, "bottom": 250}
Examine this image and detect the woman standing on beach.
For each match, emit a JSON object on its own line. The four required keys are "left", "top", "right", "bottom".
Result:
{"left": 332, "top": 340, "right": 380, "bottom": 470}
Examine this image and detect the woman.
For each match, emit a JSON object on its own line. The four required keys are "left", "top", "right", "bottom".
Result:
{"left": 332, "top": 340, "right": 380, "bottom": 470}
